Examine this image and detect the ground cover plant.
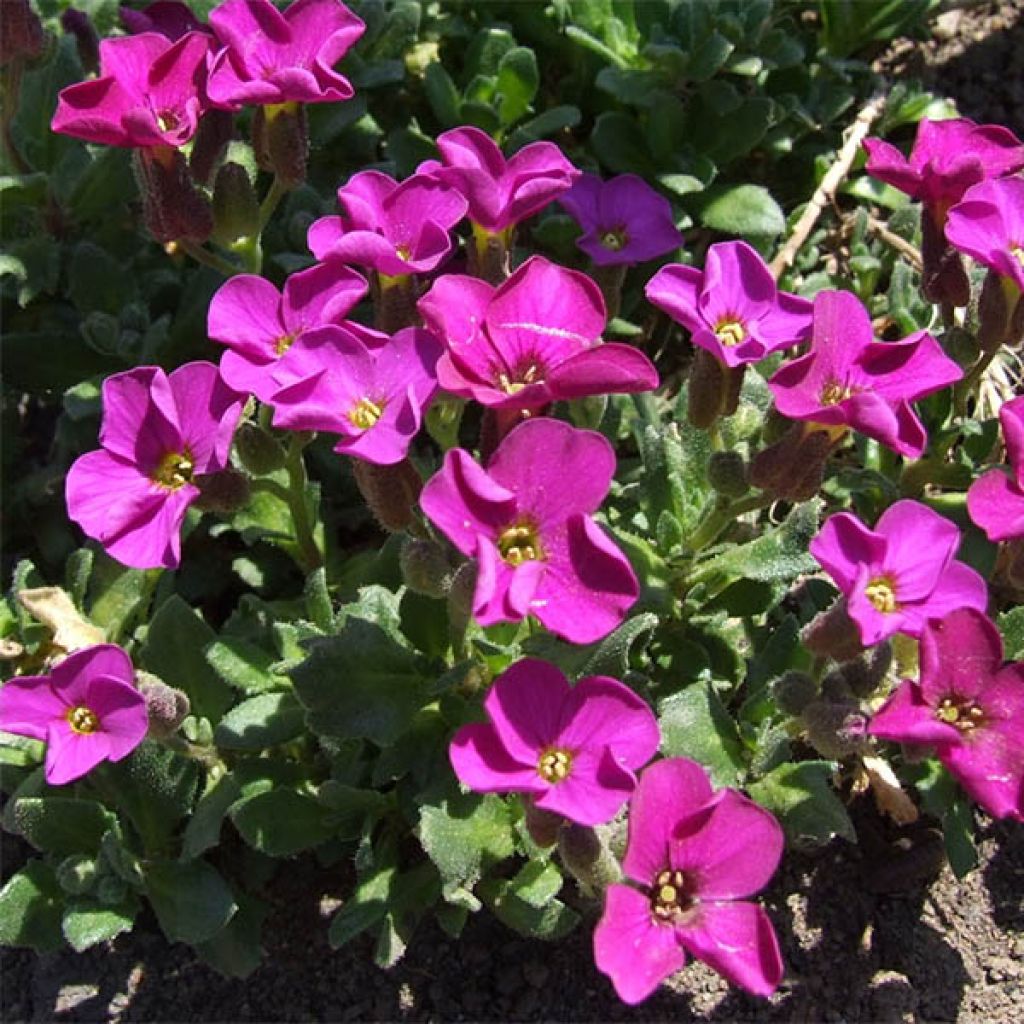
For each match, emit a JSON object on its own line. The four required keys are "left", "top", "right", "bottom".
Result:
{"left": 1, "top": 0, "right": 1022, "bottom": 1009}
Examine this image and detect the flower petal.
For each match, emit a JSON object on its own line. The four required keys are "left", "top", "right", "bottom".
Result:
{"left": 44, "top": 723, "right": 112, "bottom": 786}
{"left": 536, "top": 746, "right": 636, "bottom": 826}
{"left": 448, "top": 722, "right": 545, "bottom": 794}
{"left": 876, "top": 500, "right": 960, "bottom": 601}
{"left": 480, "top": 658, "right": 570, "bottom": 764}
{"left": 0, "top": 677, "right": 66, "bottom": 741}
{"left": 918, "top": 608, "right": 1004, "bottom": 705}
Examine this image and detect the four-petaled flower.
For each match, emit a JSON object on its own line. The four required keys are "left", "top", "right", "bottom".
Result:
{"left": 449, "top": 658, "right": 659, "bottom": 826}
{"left": 809, "top": 499, "right": 988, "bottom": 647}
{"left": 420, "top": 418, "right": 639, "bottom": 644}
{"left": 945, "top": 176, "right": 1024, "bottom": 294}
{"left": 417, "top": 255, "right": 658, "bottom": 412}
{"left": 206, "top": 0, "right": 365, "bottom": 109}
{"left": 270, "top": 325, "right": 443, "bottom": 464}
{"left": 768, "top": 290, "right": 963, "bottom": 458}
{"left": 593, "top": 757, "right": 784, "bottom": 1003}
{"left": 558, "top": 173, "right": 682, "bottom": 267}
{"left": 0, "top": 645, "right": 148, "bottom": 786}
{"left": 967, "top": 395, "right": 1024, "bottom": 542}
{"left": 66, "top": 363, "right": 245, "bottom": 569}
{"left": 207, "top": 262, "right": 368, "bottom": 403}
{"left": 646, "top": 241, "right": 813, "bottom": 367}
{"left": 307, "top": 170, "right": 468, "bottom": 278}
{"left": 869, "top": 609, "right": 1024, "bottom": 821}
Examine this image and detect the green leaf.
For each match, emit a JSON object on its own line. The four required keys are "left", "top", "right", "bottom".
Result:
{"left": 62, "top": 895, "right": 137, "bottom": 952}
{"left": 86, "top": 551, "right": 154, "bottom": 641}
{"left": 304, "top": 567, "right": 333, "bottom": 631}
{"left": 144, "top": 859, "right": 237, "bottom": 945}
{"left": 195, "top": 894, "right": 267, "bottom": 979}
{"left": 10, "top": 798, "right": 116, "bottom": 856}
{"left": 748, "top": 761, "right": 856, "bottom": 847}
{"left": 423, "top": 62, "right": 461, "bottom": 128}
{"left": 659, "top": 683, "right": 746, "bottom": 787}
{"left": 204, "top": 637, "right": 281, "bottom": 694}
{"left": 318, "top": 781, "right": 388, "bottom": 840}
{"left": 0, "top": 861, "right": 64, "bottom": 952}
{"left": 214, "top": 692, "right": 305, "bottom": 751}
{"left": 143, "top": 596, "right": 233, "bottom": 721}
{"left": 328, "top": 853, "right": 396, "bottom": 949}
{"left": 696, "top": 184, "right": 785, "bottom": 238}
{"left": 68, "top": 241, "right": 132, "bottom": 315}
{"left": 998, "top": 606, "right": 1024, "bottom": 661}
{"left": 181, "top": 774, "right": 243, "bottom": 861}
{"left": 230, "top": 788, "right": 335, "bottom": 856}
{"left": 507, "top": 106, "right": 581, "bottom": 148}
{"left": 495, "top": 47, "right": 539, "bottom": 127}
{"left": 479, "top": 861, "right": 578, "bottom": 941}
{"left": 590, "top": 112, "right": 656, "bottom": 176}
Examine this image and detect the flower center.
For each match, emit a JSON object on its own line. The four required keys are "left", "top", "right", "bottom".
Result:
{"left": 395, "top": 244, "right": 411, "bottom": 261}
{"left": 156, "top": 108, "right": 180, "bottom": 134}
{"left": 864, "top": 575, "right": 898, "bottom": 613}
{"left": 537, "top": 747, "right": 573, "bottom": 783}
{"left": 274, "top": 332, "right": 296, "bottom": 356}
{"left": 935, "top": 697, "right": 986, "bottom": 733}
{"left": 650, "top": 869, "right": 698, "bottom": 924}
{"left": 600, "top": 227, "right": 628, "bottom": 252}
{"left": 820, "top": 380, "right": 854, "bottom": 406}
{"left": 497, "top": 520, "right": 543, "bottom": 565}
{"left": 498, "top": 364, "right": 541, "bottom": 396}
{"left": 1011, "top": 243, "right": 1024, "bottom": 268}
{"left": 714, "top": 318, "right": 746, "bottom": 347}
{"left": 152, "top": 450, "right": 194, "bottom": 490}
{"left": 348, "top": 397, "right": 385, "bottom": 430}
{"left": 67, "top": 705, "right": 99, "bottom": 734}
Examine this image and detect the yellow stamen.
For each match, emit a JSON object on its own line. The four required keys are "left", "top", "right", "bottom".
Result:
{"left": 865, "top": 575, "right": 898, "bottom": 614}
{"left": 274, "top": 333, "right": 296, "bottom": 356}
{"left": 498, "top": 365, "right": 540, "bottom": 395}
{"left": 936, "top": 697, "right": 985, "bottom": 733}
{"left": 820, "top": 380, "right": 853, "bottom": 406}
{"left": 497, "top": 520, "right": 543, "bottom": 565}
{"left": 67, "top": 705, "right": 99, "bottom": 735}
{"left": 650, "top": 869, "right": 696, "bottom": 922}
{"left": 152, "top": 450, "right": 194, "bottom": 490}
{"left": 537, "top": 747, "right": 572, "bottom": 783}
{"left": 600, "top": 228, "right": 627, "bottom": 252}
{"left": 714, "top": 318, "right": 746, "bottom": 347}
{"left": 349, "top": 397, "right": 385, "bottom": 430}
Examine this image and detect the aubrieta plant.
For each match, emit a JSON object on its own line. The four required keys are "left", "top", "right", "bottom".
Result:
{"left": 1, "top": 0, "right": 1022, "bottom": 1008}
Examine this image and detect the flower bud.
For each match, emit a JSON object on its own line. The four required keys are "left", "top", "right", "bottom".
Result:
{"left": 190, "top": 109, "right": 235, "bottom": 186}
{"left": 351, "top": 458, "right": 423, "bottom": 534}
{"left": 524, "top": 802, "right": 563, "bottom": 848}
{"left": 138, "top": 673, "right": 190, "bottom": 739}
{"left": 838, "top": 642, "right": 893, "bottom": 698}
{"left": 193, "top": 467, "right": 251, "bottom": 515}
{"left": 252, "top": 101, "right": 308, "bottom": 188}
{"left": 61, "top": 9, "right": 98, "bottom": 75}
{"left": 56, "top": 855, "right": 98, "bottom": 896}
{"left": 977, "top": 269, "right": 1012, "bottom": 353}
{"left": 234, "top": 421, "right": 286, "bottom": 475}
{"left": 749, "top": 422, "right": 834, "bottom": 501}
{"left": 772, "top": 670, "right": 817, "bottom": 716}
{"left": 447, "top": 560, "right": 477, "bottom": 640}
{"left": 920, "top": 206, "right": 970, "bottom": 308}
{"left": 400, "top": 537, "right": 454, "bottom": 598}
{"left": 686, "top": 350, "right": 744, "bottom": 429}
{"left": 132, "top": 146, "right": 213, "bottom": 244}
{"left": 559, "top": 823, "right": 622, "bottom": 894}
{"left": 211, "top": 161, "right": 260, "bottom": 249}
{"left": 707, "top": 451, "right": 748, "bottom": 497}
{"left": 761, "top": 405, "right": 792, "bottom": 445}
{"left": 802, "top": 698, "right": 865, "bottom": 759}
{"left": 0, "top": 0, "right": 45, "bottom": 66}
{"left": 801, "top": 599, "right": 863, "bottom": 663}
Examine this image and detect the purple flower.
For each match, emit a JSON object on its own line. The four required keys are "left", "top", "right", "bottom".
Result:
{"left": 863, "top": 117, "right": 1024, "bottom": 219}
{"left": 646, "top": 241, "right": 813, "bottom": 368}
{"left": 269, "top": 325, "right": 442, "bottom": 464}
{"left": 52, "top": 30, "right": 211, "bottom": 148}
{"left": 66, "top": 363, "right": 245, "bottom": 570}
{"left": 307, "top": 170, "right": 468, "bottom": 277}
{"left": 207, "top": 262, "right": 368, "bottom": 403}
{"left": 558, "top": 173, "right": 682, "bottom": 267}
{"left": 421, "top": 125, "right": 579, "bottom": 236}
{"left": 810, "top": 500, "right": 988, "bottom": 647}
{"left": 0, "top": 645, "right": 148, "bottom": 786}
{"left": 121, "top": 2, "right": 211, "bottom": 40}
{"left": 944, "top": 176, "right": 1024, "bottom": 293}
{"left": 593, "top": 758, "right": 784, "bottom": 1004}
{"left": 206, "top": 0, "right": 364, "bottom": 109}
{"left": 419, "top": 418, "right": 639, "bottom": 644}
{"left": 417, "top": 256, "right": 658, "bottom": 412}
{"left": 449, "top": 658, "right": 659, "bottom": 826}
{"left": 768, "top": 290, "right": 962, "bottom": 458}
{"left": 968, "top": 395, "right": 1024, "bottom": 542}
{"left": 869, "top": 609, "right": 1024, "bottom": 821}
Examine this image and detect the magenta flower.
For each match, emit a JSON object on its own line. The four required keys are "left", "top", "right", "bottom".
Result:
{"left": 418, "top": 256, "right": 658, "bottom": 411}
{"left": 593, "top": 758, "right": 784, "bottom": 1003}
{"left": 968, "top": 396, "right": 1024, "bottom": 542}
{"left": 768, "top": 290, "right": 962, "bottom": 458}
{"left": 307, "top": 170, "right": 468, "bottom": 278}
{"left": 66, "top": 363, "right": 245, "bottom": 570}
{"left": 869, "top": 609, "right": 1024, "bottom": 821}
{"left": 863, "top": 117, "right": 1024, "bottom": 217}
{"left": 419, "top": 418, "right": 638, "bottom": 644}
{"left": 646, "top": 242, "right": 813, "bottom": 368}
{"left": 420, "top": 126, "right": 579, "bottom": 236}
{"left": 207, "top": 262, "right": 368, "bottom": 403}
{"left": 121, "top": 2, "right": 211, "bottom": 40}
{"left": 945, "top": 176, "right": 1024, "bottom": 293}
{"left": 206, "top": 0, "right": 364, "bottom": 109}
{"left": 52, "top": 30, "right": 211, "bottom": 148}
{"left": 270, "top": 325, "right": 442, "bottom": 464}
{"left": 0, "top": 645, "right": 148, "bottom": 786}
{"left": 449, "top": 658, "right": 659, "bottom": 826}
{"left": 557, "top": 173, "right": 682, "bottom": 267}
{"left": 810, "top": 499, "right": 988, "bottom": 647}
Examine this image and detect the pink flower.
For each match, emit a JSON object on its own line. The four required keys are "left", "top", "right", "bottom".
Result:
{"left": 449, "top": 658, "right": 659, "bottom": 826}
{"left": 646, "top": 241, "right": 813, "bottom": 368}
{"left": 810, "top": 500, "right": 988, "bottom": 647}
{"left": 869, "top": 609, "right": 1024, "bottom": 821}
{"left": 420, "top": 125, "right": 579, "bottom": 235}
{"left": 593, "top": 758, "right": 784, "bottom": 1004}
{"left": 945, "top": 176, "right": 1024, "bottom": 293}
{"left": 121, "top": 2, "right": 211, "bottom": 40}
{"left": 768, "top": 290, "right": 962, "bottom": 458}
{"left": 419, "top": 418, "right": 638, "bottom": 644}
{"left": 66, "top": 363, "right": 245, "bottom": 570}
{"left": 863, "top": 118, "right": 1024, "bottom": 218}
{"left": 417, "top": 256, "right": 658, "bottom": 411}
{"left": 307, "top": 170, "right": 468, "bottom": 277}
{"left": 0, "top": 645, "right": 148, "bottom": 785}
{"left": 558, "top": 173, "right": 682, "bottom": 267}
{"left": 269, "top": 325, "right": 442, "bottom": 464}
{"left": 207, "top": 262, "right": 368, "bottom": 403}
{"left": 52, "top": 30, "right": 211, "bottom": 147}
{"left": 206, "top": 0, "right": 364, "bottom": 109}
{"left": 968, "top": 396, "right": 1024, "bottom": 542}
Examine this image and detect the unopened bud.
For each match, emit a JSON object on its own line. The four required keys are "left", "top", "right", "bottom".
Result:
{"left": 234, "top": 421, "right": 286, "bottom": 475}
{"left": 772, "top": 670, "right": 817, "bottom": 716}
{"left": 558, "top": 823, "right": 621, "bottom": 893}
{"left": 132, "top": 146, "right": 213, "bottom": 244}
{"left": 801, "top": 599, "right": 863, "bottom": 663}
{"left": 252, "top": 101, "right": 307, "bottom": 188}
{"left": 211, "top": 161, "right": 260, "bottom": 248}
{"left": 761, "top": 406, "right": 792, "bottom": 445}
{"left": 686, "top": 350, "right": 744, "bottom": 428}
{"left": 0, "top": 0, "right": 45, "bottom": 65}
{"left": 977, "top": 269, "right": 1012, "bottom": 353}
{"left": 138, "top": 673, "right": 190, "bottom": 738}
{"left": 56, "top": 855, "right": 98, "bottom": 895}
{"left": 193, "top": 467, "right": 251, "bottom": 515}
{"left": 351, "top": 458, "right": 423, "bottom": 534}
{"left": 190, "top": 109, "right": 235, "bottom": 186}
{"left": 707, "top": 451, "right": 748, "bottom": 497}
{"left": 400, "top": 537, "right": 453, "bottom": 598}
{"left": 920, "top": 206, "right": 970, "bottom": 308}
{"left": 749, "top": 422, "right": 834, "bottom": 501}
{"left": 839, "top": 642, "right": 892, "bottom": 698}
{"left": 447, "top": 561, "right": 477, "bottom": 640}
{"left": 61, "top": 9, "right": 98, "bottom": 75}
{"left": 802, "top": 698, "right": 865, "bottom": 759}
{"left": 524, "top": 802, "right": 563, "bottom": 848}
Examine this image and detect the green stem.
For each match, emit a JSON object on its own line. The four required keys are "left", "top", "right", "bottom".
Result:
{"left": 284, "top": 435, "right": 323, "bottom": 572}
{"left": 259, "top": 175, "right": 288, "bottom": 231}
{"left": 179, "top": 240, "right": 241, "bottom": 277}
{"left": 954, "top": 347, "right": 1000, "bottom": 417}
{"left": 685, "top": 492, "right": 773, "bottom": 552}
